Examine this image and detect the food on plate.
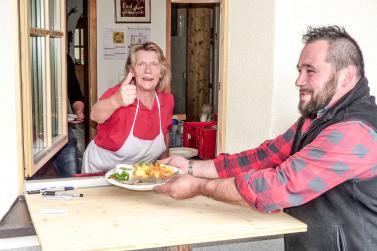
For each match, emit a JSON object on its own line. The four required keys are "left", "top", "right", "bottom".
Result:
{"left": 109, "top": 162, "right": 177, "bottom": 182}
{"left": 109, "top": 170, "right": 130, "bottom": 181}
{"left": 133, "top": 162, "right": 176, "bottom": 179}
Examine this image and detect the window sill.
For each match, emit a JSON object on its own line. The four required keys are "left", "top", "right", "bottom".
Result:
{"left": 0, "top": 195, "right": 36, "bottom": 238}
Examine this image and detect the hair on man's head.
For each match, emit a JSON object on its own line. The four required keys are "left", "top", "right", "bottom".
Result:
{"left": 302, "top": 25, "right": 364, "bottom": 78}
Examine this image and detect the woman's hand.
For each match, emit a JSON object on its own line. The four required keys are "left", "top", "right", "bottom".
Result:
{"left": 116, "top": 72, "right": 137, "bottom": 107}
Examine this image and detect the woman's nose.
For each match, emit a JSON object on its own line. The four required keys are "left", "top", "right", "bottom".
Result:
{"left": 144, "top": 64, "right": 152, "bottom": 72}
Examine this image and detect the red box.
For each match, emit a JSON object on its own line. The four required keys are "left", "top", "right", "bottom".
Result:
{"left": 183, "top": 121, "right": 217, "bottom": 159}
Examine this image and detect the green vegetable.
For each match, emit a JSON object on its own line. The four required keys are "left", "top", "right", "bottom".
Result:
{"left": 110, "top": 171, "right": 130, "bottom": 181}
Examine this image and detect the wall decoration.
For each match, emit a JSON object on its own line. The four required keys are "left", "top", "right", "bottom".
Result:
{"left": 115, "top": 0, "right": 151, "bottom": 23}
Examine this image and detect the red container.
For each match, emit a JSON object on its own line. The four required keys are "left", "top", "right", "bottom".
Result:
{"left": 183, "top": 121, "right": 217, "bottom": 159}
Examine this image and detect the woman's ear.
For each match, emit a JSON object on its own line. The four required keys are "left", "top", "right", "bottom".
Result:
{"left": 129, "top": 68, "right": 135, "bottom": 75}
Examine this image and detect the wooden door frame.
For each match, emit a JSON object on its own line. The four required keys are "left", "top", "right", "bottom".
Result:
{"left": 87, "top": 0, "right": 97, "bottom": 141}
{"left": 166, "top": 0, "right": 228, "bottom": 153}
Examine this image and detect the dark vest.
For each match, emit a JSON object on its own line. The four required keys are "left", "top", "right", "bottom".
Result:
{"left": 284, "top": 77, "right": 377, "bottom": 251}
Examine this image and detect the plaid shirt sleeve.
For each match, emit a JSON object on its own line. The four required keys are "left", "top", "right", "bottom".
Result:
{"left": 214, "top": 121, "right": 377, "bottom": 213}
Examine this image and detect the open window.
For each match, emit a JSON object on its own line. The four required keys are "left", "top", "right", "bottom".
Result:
{"left": 19, "top": 0, "right": 67, "bottom": 177}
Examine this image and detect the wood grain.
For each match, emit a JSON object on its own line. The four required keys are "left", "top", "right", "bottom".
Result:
{"left": 26, "top": 186, "right": 306, "bottom": 251}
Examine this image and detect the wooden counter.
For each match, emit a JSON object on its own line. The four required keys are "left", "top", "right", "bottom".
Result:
{"left": 25, "top": 186, "right": 306, "bottom": 251}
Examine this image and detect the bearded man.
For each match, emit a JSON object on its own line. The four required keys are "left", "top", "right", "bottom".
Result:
{"left": 155, "top": 26, "right": 377, "bottom": 250}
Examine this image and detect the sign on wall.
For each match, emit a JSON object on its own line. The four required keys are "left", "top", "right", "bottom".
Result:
{"left": 115, "top": 0, "right": 151, "bottom": 23}
{"left": 103, "top": 27, "right": 151, "bottom": 60}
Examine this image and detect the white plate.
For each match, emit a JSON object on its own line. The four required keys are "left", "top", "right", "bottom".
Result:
{"left": 105, "top": 165, "right": 181, "bottom": 191}
{"left": 169, "top": 147, "right": 198, "bottom": 159}
{"left": 67, "top": 114, "right": 77, "bottom": 122}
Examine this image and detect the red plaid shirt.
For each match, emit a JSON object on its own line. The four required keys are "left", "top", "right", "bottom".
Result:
{"left": 214, "top": 119, "right": 377, "bottom": 213}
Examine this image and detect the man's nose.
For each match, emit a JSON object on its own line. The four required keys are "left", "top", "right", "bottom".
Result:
{"left": 295, "top": 73, "right": 306, "bottom": 87}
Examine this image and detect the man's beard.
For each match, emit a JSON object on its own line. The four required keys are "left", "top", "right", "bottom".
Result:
{"left": 298, "top": 74, "right": 337, "bottom": 119}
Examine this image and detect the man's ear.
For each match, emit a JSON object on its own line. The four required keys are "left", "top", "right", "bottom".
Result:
{"left": 339, "top": 65, "right": 357, "bottom": 88}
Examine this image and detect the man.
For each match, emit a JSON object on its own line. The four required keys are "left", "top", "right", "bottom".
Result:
{"left": 154, "top": 26, "right": 377, "bottom": 250}
{"left": 52, "top": 54, "right": 85, "bottom": 177}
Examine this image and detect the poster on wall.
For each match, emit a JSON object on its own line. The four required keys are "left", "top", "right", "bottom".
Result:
{"left": 115, "top": 0, "right": 151, "bottom": 23}
{"left": 126, "top": 27, "right": 151, "bottom": 50}
{"left": 103, "top": 28, "right": 127, "bottom": 60}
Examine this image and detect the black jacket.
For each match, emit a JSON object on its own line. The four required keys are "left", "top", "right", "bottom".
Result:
{"left": 67, "top": 54, "right": 84, "bottom": 106}
{"left": 284, "top": 77, "right": 377, "bottom": 251}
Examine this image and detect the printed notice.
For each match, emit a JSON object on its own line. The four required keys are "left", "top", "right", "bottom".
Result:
{"left": 126, "top": 27, "right": 150, "bottom": 50}
{"left": 103, "top": 28, "right": 127, "bottom": 60}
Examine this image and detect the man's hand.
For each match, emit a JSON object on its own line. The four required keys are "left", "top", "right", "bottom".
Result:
{"left": 72, "top": 101, "right": 84, "bottom": 124}
{"left": 153, "top": 174, "right": 203, "bottom": 199}
{"left": 155, "top": 175, "right": 249, "bottom": 207}
{"left": 116, "top": 72, "right": 137, "bottom": 107}
{"left": 159, "top": 156, "right": 190, "bottom": 174}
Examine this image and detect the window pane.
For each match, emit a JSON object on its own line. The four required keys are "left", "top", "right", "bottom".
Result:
{"left": 29, "top": 0, "right": 45, "bottom": 28}
{"left": 50, "top": 38, "right": 62, "bottom": 140}
{"left": 49, "top": 0, "right": 61, "bottom": 31}
{"left": 74, "top": 47, "right": 80, "bottom": 63}
{"left": 74, "top": 29, "right": 80, "bottom": 46}
{"left": 30, "top": 36, "right": 47, "bottom": 157}
{"left": 80, "top": 48, "right": 85, "bottom": 65}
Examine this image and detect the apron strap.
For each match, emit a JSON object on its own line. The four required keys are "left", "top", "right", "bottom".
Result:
{"left": 130, "top": 93, "right": 163, "bottom": 135}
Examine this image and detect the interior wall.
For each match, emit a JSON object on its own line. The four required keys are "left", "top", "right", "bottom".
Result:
{"left": 270, "top": 0, "right": 377, "bottom": 137}
{"left": 224, "top": 0, "right": 377, "bottom": 154}
{"left": 224, "top": 0, "right": 275, "bottom": 153}
{"left": 96, "top": 0, "right": 166, "bottom": 97}
{"left": 0, "top": 1, "right": 21, "bottom": 219}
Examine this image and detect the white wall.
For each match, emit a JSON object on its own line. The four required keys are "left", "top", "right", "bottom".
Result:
{"left": 0, "top": 1, "right": 22, "bottom": 219}
{"left": 270, "top": 0, "right": 377, "bottom": 136}
{"left": 96, "top": 0, "right": 166, "bottom": 97}
{"left": 224, "top": 0, "right": 275, "bottom": 153}
{"left": 224, "top": 0, "right": 377, "bottom": 153}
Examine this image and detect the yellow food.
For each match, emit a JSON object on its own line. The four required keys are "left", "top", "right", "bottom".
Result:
{"left": 132, "top": 162, "right": 174, "bottom": 179}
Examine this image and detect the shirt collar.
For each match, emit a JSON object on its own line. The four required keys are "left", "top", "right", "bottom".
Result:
{"left": 129, "top": 91, "right": 165, "bottom": 109}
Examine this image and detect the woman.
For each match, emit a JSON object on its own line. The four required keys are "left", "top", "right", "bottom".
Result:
{"left": 82, "top": 42, "right": 174, "bottom": 173}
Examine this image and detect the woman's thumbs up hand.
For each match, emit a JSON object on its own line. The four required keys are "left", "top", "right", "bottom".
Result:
{"left": 118, "top": 72, "right": 137, "bottom": 106}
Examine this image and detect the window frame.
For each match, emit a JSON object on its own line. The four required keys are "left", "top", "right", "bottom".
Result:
{"left": 19, "top": 0, "right": 67, "bottom": 177}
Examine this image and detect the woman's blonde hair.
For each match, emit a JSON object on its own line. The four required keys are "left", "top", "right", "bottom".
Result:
{"left": 125, "top": 42, "right": 171, "bottom": 93}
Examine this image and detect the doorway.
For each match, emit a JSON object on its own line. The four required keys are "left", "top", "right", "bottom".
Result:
{"left": 170, "top": 3, "right": 220, "bottom": 122}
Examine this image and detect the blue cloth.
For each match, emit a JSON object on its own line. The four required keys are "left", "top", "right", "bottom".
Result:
{"left": 52, "top": 127, "right": 80, "bottom": 177}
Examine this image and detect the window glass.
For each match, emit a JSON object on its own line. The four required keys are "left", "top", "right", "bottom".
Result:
{"left": 29, "top": 0, "right": 45, "bottom": 29}
{"left": 49, "top": 0, "right": 61, "bottom": 31}
{"left": 30, "top": 36, "right": 47, "bottom": 158}
{"left": 50, "top": 37, "right": 62, "bottom": 140}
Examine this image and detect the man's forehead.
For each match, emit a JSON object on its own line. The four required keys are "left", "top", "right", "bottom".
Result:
{"left": 297, "top": 40, "right": 329, "bottom": 68}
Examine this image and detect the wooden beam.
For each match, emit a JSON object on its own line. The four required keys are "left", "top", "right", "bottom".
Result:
{"left": 172, "top": 0, "right": 219, "bottom": 3}
{"left": 217, "top": 0, "right": 228, "bottom": 153}
{"left": 87, "top": 0, "right": 97, "bottom": 140}
{"left": 166, "top": 0, "right": 172, "bottom": 64}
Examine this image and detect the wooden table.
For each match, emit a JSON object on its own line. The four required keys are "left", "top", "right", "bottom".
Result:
{"left": 25, "top": 186, "right": 306, "bottom": 251}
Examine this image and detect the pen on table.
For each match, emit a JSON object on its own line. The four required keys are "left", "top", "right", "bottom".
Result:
{"left": 27, "top": 186, "right": 74, "bottom": 194}
{"left": 42, "top": 191, "right": 83, "bottom": 197}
